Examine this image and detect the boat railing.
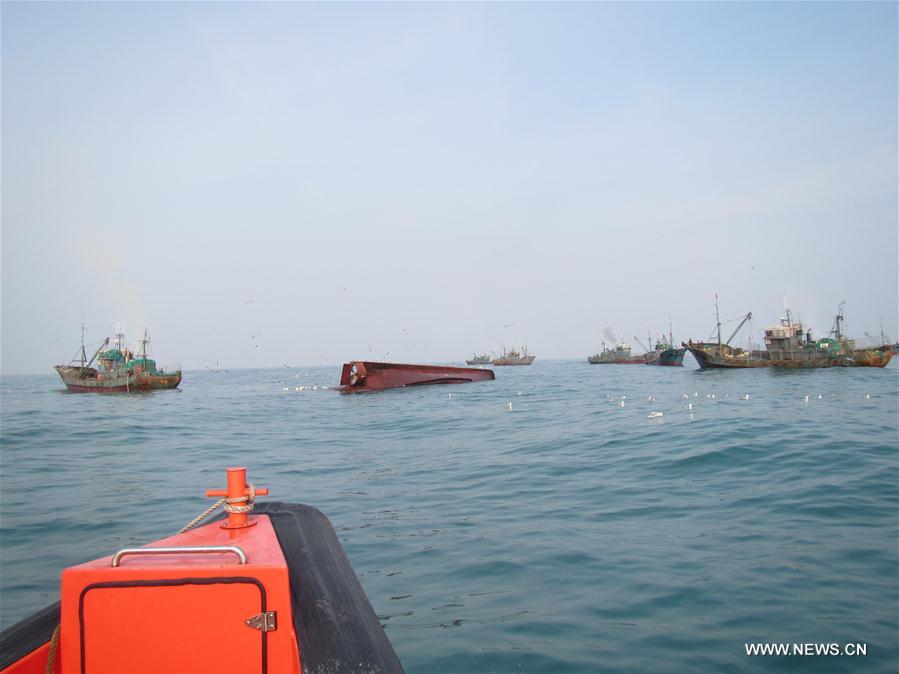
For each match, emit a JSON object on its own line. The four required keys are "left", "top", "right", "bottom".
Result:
{"left": 159, "top": 362, "right": 182, "bottom": 374}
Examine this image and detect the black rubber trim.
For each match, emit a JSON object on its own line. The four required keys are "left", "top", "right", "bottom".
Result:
{"left": 0, "top": 600, "right": 59, "bottom": 669}
{"left": 79, "top": 577, "right": 266, "bottom": 674}
{"left": 244, "top": 503, "right": 405, "bottom": 674}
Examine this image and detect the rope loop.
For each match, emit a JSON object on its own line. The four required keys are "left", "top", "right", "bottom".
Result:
{"left": 223, "top": 483, "right": 257, "bottom": 514}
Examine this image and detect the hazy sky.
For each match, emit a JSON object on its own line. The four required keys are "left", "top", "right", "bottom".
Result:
{"left": 2, "top": 2, "right": 896, "bottom": 375}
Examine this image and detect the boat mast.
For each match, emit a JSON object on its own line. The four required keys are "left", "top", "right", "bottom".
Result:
{"left": 831, "top": 301, "right": 845, "bottom": 341}
{"left": 139, "top": 328, "right": 150, "bottom": 359}
{"left": 79, "top": 320, "right": 87, "bottom": 367}
{"left": 715, "top": 294, "right": 722, "bottom": 346}
{"left": 668, "top": 316, "right": 674, "bottom": 348}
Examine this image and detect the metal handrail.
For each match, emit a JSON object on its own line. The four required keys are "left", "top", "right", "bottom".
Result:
{"left": 111, "top": 545, "right": 248, "bottom": 567}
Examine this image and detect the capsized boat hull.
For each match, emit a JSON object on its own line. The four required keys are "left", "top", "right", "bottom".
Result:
{"left": 339, "top": 361, "right": 495, "bottom": 392}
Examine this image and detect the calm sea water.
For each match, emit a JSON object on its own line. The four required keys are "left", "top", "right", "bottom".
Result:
{"left": 1, "top": 360, "right": 897, "bottom": 673}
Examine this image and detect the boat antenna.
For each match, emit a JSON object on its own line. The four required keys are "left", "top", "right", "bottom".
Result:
{"left": 715, "top": 294, "right": 722, "bottom": 346}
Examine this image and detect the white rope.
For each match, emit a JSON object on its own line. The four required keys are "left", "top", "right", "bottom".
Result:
{"left": 178, "top": 484, "right": 257, "bottom": 533}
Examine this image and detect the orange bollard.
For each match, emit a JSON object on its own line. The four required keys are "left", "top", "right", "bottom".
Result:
{"left": 205, "top": 466, "right": 269, "bottom": 529}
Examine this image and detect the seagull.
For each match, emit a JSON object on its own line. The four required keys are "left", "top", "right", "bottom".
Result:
{"left": 618, "top": 400, "right": 625, "bottom": 408}
{"left": 647, "top": 395, "right": 656, "bottom": 402}
{"left": 647, "top": 411, "right": 664, "bottom": 419}
{"left": 681, "top": 393, "right": 688, "bottom": 399}
{"left": 686, "top": 403, "right": 693, "bottom": 411}
{"left": 804, "top": 395, "right": 809, "bottom": 404}
{"left": 817, "top": 394, "right": 822, "bottom": 399}
{"left": 402, "top": 328, "right": 408, "bottom": 336}
{"left": 694, "top": 392, "right": 699, "bottom": 398}
{"left": 864, "top": 393, "right": 871, "bottom": 399}
{"left": 741, "top": 394, "right": 750, "bottom": 401}
{"left": 507, "top": 402, "right": 513, "bottom": 411}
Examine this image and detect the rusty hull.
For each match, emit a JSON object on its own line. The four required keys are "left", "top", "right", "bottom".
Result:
{"left": 339, "top": 361, "right": 495, "bottom": 393}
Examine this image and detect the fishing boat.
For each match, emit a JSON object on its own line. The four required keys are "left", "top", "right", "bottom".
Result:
{"left": 339, "top": 361, "right": 495, "bottom": 392}
{"left": 491, "top": 346, "right": 535, "bottom": 366}
{"left": 465, "top": 353, "right": 492, "bottom": 365}
{"left": 587, "top": 340, "right": 649, "bottom": 364}
{"left": 683, "top": 301, "right": 894, "bottom": 369}
{"left": 645, "top": 341, "right": 686, "bottom": 367}
{"left": 0, "top": 467, "right": 404, "bottom": 674}
{"left": 644, "top": 323, "right": 686, "bottom": 366}
{"left": 54, "top": 327, "right": 181, "bottom": 392}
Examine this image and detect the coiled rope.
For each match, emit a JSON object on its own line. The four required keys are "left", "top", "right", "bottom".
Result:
{"left": 178, "top": 484, "right": 257, "bottom": 533}
{"left": 44, "top": 485, "right": 259, "bottom": 672}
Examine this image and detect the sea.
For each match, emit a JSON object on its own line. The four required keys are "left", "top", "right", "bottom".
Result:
{"left": 1, "top": 360, "right": 897, "bottom": 673}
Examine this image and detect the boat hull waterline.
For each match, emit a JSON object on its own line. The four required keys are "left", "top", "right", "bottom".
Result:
{"left": 683, "top": 342, "right": 894, "bottom": 369}
{"left": 645, "top": 348, "right": 687, "bottom": 366}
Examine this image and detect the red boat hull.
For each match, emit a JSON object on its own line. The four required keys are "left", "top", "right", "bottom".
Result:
{"left": 339, "top": 361, "right": 495, "bottom": 392}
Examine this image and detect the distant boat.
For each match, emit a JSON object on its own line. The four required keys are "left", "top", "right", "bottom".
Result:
{"left": 55, "top": 326, "right": 182, "bottom": 392}
{"left": 492, "top": 346, "right": 535, "bottom": 366}
{"left": 587, "top": 340, "right": 649, "bottom": 364}
{"left": 644, "top": 323, "right": 686, "bottom": 366}
{"left": 645, "top": 341, "right": 687, "bottom": 367}
{"left": 465, "top": 353, "right": 492, "bottom": 365}
{"left": 683, "top": 301, "right": 894, "bottom": 369}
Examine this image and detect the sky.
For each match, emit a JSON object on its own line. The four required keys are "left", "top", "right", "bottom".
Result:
{"left": 2, "top": 1, "right": 896, "bottom": 375}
